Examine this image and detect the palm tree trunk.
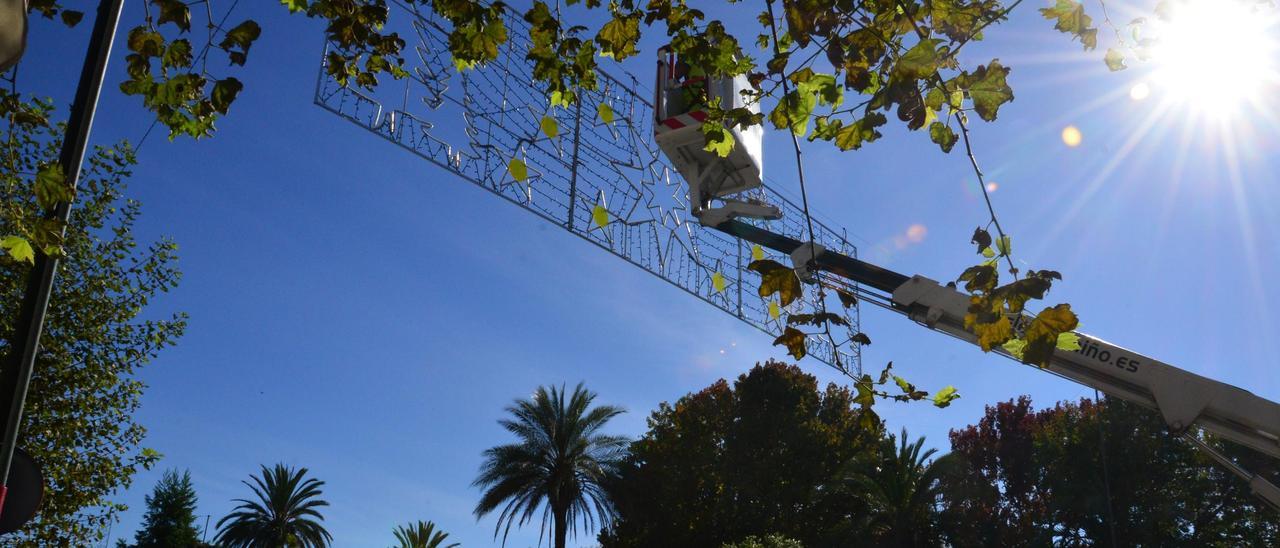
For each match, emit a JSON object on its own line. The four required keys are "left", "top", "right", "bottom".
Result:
{"left": 554, "top": 506, "right": 568, "bottom": 548}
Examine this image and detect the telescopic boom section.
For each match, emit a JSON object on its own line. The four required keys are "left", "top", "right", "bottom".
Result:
{"left": 709, "top": 218, "right": 1280, "bottom": 510}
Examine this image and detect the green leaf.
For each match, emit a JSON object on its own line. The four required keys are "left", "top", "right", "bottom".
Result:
{"left": 549, "top": 90, "right": 572, "bottom": 108}
{"left": 154, "top": 0, "right": 192, "bottom": 32}
{"left": 210, "top": 78, "right": 243, "bottom": 115}
{"left": 60, "top": 10, "right": 84, "bottom": 27}
{"left": 219, "top": 20, "right": 262, "bottom": 66}
{"left": 280, "top": 0, "right": 308, "bottom": 13}
{"left": 541, "top": 115, "right": 559, "bottom": 139}
{"left": 981, "top": 247, "right": 996, "bottom": 258}
{"left": 834, "top": 112, "right": 886, "bottom": 151}
{"left": 596, "top": 15, "right": 640, "bottom": 60}
{"left": 971, "top": 227, "right": 992, "bottom": 254}
{"left": 163, "top": 39, "right": 193, "bottom": 70}
{"left": 1104, "top": 48, "right": 1127, "bottom": 71}
{"left": 1056, "top": 331, "right": 1082, "bottom": 351}
{"left": 1002, "top": 337, "right": 1028, "bottom": 359}
{"left": 597, "top": 102, "right": 614, "bottom": 124}
{"left": 894, "top": 38, "right": 940, "bottom": 81}
{"left": 138, "top": 447, "right": 164, "bottom": 470}
{"left": 995, "top": 235, "right": 1011, "bottom": 256}
{"left": 796, "top": 72, "right": 842, "bottom": 108}
{"left": 928, "top": 121, "right": 957, "bottom": 153}
{"left": 773, "top": 327, "right": 808, "bottom": 360}
{"left": 932, "top": 385, "right": 960, "bottom": 408}
{"left": 966, "top": 60, "right": 1014, "bottom": 122}
{"left": 1040, "top": 0, "right": 1098, "bottom": 50}
{"left": 702, "top": 123, "right": 736, "bottom": 158}
{"left": 1, "top": 235, "right": 35, "bottom": 264}
{"left": 769, "top": 90, "right": 816, "bottom": 136}
{"left": 508, "top": 158, "right": 528, "bottom": 181}
{"left": 893, "top": 375, "right": 914, "bottom": 394}
{"left": 127, "top": 28, "right": 165, "bottom": 57}
{"left": 35, "top": 163, "right": 71, "bottom": 210}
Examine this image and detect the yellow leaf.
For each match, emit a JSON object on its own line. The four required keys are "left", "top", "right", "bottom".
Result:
{"left": 773, "top": 327, "right": 807, "bottom": 359}
{"left": 549, "top": 90, "right": 571, "bottom": 108}
{"left": 597, "top": 103, "right": 614, "bottom": 124}
{"left": 749, "top": 259, "right": 802, "bottom": 307}
{"left": 592, "top": 204, "right": 610, "bottom": 229}
{"left": 1056, "top": 331, "right": 1081, "bottom": 351}
{"left": 1023, "top": 304, "right": 1079, "bottom": 367}
{"left": 508, "top": 158, "right": 528, "bottom": 181}
{"left": 965, "top": 313, "right": 1012, "bottom": 351}
{"left": 768, "top": 301, "right": 781, "bottom": 319}
{"left": 1, "top": 235, "right": 34, "bottom": 264}
{"left": 712, "top": 271, "right": 726, "bottom": 293}
{"left": 752, "top": 244, "right": 764, "bottom": 261}
{"left": 541, "top": 115, "right": 559, "bottom": 139}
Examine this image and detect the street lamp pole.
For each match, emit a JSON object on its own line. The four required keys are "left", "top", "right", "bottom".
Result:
{"left": 0, "top": 0, "right": 125, "bottom": 519}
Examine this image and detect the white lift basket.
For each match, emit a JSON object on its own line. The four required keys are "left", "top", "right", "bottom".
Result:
{"left": 653, "top": 47, "right": 780, "bottom": 226}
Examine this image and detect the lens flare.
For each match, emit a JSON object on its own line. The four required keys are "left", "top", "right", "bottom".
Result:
{"left": 1129, "top": 82, "right": 1151, "bottom": 101}
{"left": 1061, "top": 125, "right": 1083, "bottom": 147}
{"left": 1149, "top": 0, "right": 1279, "bottom": 116}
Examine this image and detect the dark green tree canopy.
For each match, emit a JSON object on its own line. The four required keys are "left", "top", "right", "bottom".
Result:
{"left": 130, "top": 469, "right": 207, "bottom": 548}
{"left": 601, "top": 360, "right": 882, "bottom": 547}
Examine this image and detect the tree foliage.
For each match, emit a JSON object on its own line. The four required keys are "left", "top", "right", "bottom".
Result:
{"left": 129, "top": 469, "right": 208, "bottom": 548}
{"left": 600, "top": 361, "right": 883, "bottom": 547}
{"left": 473, "top": 382, "right": 628, "bottom": 548}
{"left": 721, "top": 534, "right": 804, "bottom": 548}
{"left": 214, "top": 463, "right": 334, "bottom": 548}
{"left": 0, "top": 96, "right": 182, "bottom": 545}
{"left": 841, "top": 429, "right": 953, "bottom": 546}
{"left": 939, "top": 396, "right": 1280, "bottom": 545}
{"left": 392, "top": 520, "right": 459, "bottom": 548}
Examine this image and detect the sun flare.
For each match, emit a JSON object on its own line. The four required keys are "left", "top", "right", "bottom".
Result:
{"left": 1149, "top": 0, "right": 1280, "bottom": 116}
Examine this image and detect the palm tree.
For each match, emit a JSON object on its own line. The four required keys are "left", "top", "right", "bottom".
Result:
{"left": 215, "top": 463, "right": 333, "bottom": 547}
{"left": 843, "top": 429, "right": 952, "bottom": 547}
{"left": 392, "top": 520, "right": 459, "bottom": 548}
{"left": 473, "top": 383, "right": 628, "bottom": 548}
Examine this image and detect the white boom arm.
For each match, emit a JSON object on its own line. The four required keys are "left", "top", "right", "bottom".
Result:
{"left": 892, "top": 275, "right": 1280, "bottom": 509}
{"left": 708, "top": 219, "right": 1280, "bottom": 510}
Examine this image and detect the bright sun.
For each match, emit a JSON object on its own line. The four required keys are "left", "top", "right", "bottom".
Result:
{"left": 1149, "top": 0, "right": 1280, "bottom": 116}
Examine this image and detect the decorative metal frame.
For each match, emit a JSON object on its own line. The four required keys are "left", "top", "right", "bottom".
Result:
{"left": 314, "top": 4, "right": 861, "bottom": 371}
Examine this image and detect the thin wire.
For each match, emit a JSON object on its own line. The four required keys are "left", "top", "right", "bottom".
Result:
{"left": 135, "top": 0, "right": 242, "bottom": 154}
{"left": 890, "top": 0, "right": 1019, "bottom": 278}
{"left": 1094, "top": 388, "right": 1120, "bottom": 548}
{"left": 763, "top": 0, "right": 850, "bottom": 376}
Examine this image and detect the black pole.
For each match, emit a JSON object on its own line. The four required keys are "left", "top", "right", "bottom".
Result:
{"left": 0, "top": 0, "right": 124, "bottom": 515}
{"left": 709, "top": 219, "right": 911, "bottom": 294}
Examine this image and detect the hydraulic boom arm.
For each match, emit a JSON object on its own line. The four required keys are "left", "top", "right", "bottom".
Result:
{"left": 711, "top": 219, "right": 1280, "bottom": 510}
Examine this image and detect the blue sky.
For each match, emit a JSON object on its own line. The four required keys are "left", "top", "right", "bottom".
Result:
{"left": 19, "top": 1, "right": 1280, "bottom": 546}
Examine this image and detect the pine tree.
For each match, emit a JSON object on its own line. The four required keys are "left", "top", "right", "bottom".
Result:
{"left": 133, "top": 469, "right": 205, "bottom": 547}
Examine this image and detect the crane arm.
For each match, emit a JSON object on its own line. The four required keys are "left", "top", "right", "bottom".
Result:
{"left": 711, "top": 218, "right": 1280, "bottom": 509}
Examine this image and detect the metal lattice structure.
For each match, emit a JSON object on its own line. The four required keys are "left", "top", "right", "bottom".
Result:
{"left": 313, "top": 4, "right": 862, "bottom": 370}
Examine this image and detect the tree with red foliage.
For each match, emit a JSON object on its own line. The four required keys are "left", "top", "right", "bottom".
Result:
{"left": 939, "top": 396, "right": 1280, "bottom": 545}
